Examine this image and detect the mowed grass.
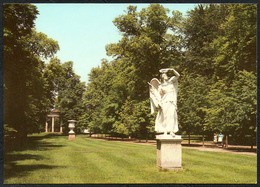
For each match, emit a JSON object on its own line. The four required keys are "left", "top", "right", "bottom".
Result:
{"left": 4, "top": 133, "right": 256, "bottom": 184}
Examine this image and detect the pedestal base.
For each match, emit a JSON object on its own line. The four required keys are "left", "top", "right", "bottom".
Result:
{"left": 156, "top": 135, "right": 182, "bottom": 170}
{"left": 68, "top": 134, "right": 76, "bottom": 140}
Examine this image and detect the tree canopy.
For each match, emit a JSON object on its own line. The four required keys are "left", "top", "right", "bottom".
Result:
{"left": 4, "top": 4, "right": 85, "bottom": 144}
{"left": 4, "top": 4, "right": 59, "bottom": 139}
{"left": 4, "top": 4, "right": 256, "bottom": 146}
{"left": 84, "top": 4, "right": 256, "bottom": 143}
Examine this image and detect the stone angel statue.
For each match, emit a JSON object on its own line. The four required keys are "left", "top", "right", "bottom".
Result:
{"left": 148, "top": 68, "right": 180, "bottom": 136}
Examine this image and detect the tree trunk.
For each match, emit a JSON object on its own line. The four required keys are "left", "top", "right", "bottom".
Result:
{"left": 251, "top": 134, "right": 254, "bottom": 150}
{"left": 225, "top": 134, "right": 228, "bottom": 148}
{"left": 202, "top": 134, "right": 205, "bottom": 147}
{"left": 16, "top": 131, "right": 27, "bottom": 149}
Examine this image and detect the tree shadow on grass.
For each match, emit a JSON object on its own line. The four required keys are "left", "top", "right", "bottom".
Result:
{"left": 4, "top": 134, "right": 66, "bottom": 182}
{"left": 5, "top": 133, "right": 66, "bottom": 152}
{"left": 4, "top": 154, "right": 62, "bottom": 182}
{"left": 226, "top": 146, "right": 257, "bottom": 153}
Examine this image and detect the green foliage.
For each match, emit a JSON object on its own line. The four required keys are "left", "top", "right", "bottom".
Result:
{"left": 3, "top": 4, "right": 38, "bottom": 42}
{"left": 204, "top": 70, "right": 256, "bottom": 135}
{"left": 115, "top": 99, "right": 154, "bottom": 138}
{"left": 179, "top": 4, "right": 256, "bottom": 139}
{"left": 212, "top": 4, "right": 256, "bottom": 81}
{"left": 4, "top": 4, "right": 59, "bottom": 139}
{"left": 23, "top": 30, "right": 60, "bottom": 60}
{"left": 229, "top": 71, "right": 256, "bottom": 134}
{"left": 4, "top": 3, "right": 256, "bottom": 144}
{"left": 183, "top": 4, "right": 229, "bottom": 77}
{"left": 204, "top": 80, "right": 237, "bottom": 133}
{"left": 82, "top": 60, "right": 120, "bottom": 133}
{"left": 178, "top": 73, "right": 209, "bottom": 134}
{"left": 44, "top": 58, "right": 86, "bottom": 129}
{"left": 85, "top": 4, "right": 185, "bottom": 137}
{"left": 85, "top": 4, "right": 256, "bottom": 141}
{"left": 4, "top": 124, "right": 18, "bottom": 136}
{"left": 106, "top": 4, "right": 184, "bottom": 101}
{"left": 4, "top": 3, "right": 84, "bottom": 139}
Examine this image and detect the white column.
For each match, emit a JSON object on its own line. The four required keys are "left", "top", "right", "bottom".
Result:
{"left": 60, "top": 119, "right": 63, "bottom": 133}
{"left": 45, "top": 121, "right": 48, "bottom": 132}
{"left": 52, "top": 117, "right": 55, "bottom": 132}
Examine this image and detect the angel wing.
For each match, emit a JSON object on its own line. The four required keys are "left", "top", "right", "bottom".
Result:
{"left": 148, "top": 78, "right": 161, "bottom": 114}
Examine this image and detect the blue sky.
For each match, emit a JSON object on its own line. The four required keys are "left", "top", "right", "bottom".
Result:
{"left": 34, "top": 3, "right": 197, "bottom": 83}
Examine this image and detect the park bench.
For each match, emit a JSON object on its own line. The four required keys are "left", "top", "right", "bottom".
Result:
{"left": 181, "top": 135, "right": 208, "bottom": 146}
{"left": 182, "top": 135, "right": 204, "bottom": 141}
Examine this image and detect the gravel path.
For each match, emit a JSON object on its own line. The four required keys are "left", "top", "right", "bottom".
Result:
{"left": 181, "top": 145, "right": 257, "bottom": 156}
{"left": 101, "top": 138, "right": 257, "bottom": 156}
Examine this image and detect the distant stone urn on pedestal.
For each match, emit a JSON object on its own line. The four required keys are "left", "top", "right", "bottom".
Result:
{"left": 68, "top": 120, "right": 76, "bottom": 140}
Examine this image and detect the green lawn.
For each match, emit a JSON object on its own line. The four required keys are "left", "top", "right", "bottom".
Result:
{"left": 4, "top": 133, "right": 257, "bottom": 184}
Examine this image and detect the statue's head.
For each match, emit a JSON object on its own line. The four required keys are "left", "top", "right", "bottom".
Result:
{"left": 159, "top": 68, "right": 174, "bottom": 81}
{"left": 161, "top": 73, "right": 169, "bottom": 81}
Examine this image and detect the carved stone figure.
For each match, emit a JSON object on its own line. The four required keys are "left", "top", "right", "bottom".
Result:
{"left": 149, "top": 68, "right": 180, "bottom": 136}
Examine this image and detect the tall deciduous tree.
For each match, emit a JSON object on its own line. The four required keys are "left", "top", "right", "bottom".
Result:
{"left": 229, "top": 71, "right": 256, "bottom": 144}
{"left": 178, "top": 74, "right": 209, "bottom": 139}
{"left": 106, "top": 4, "right": 184, "bottom": 100}
{"left": 181, "top": 4, "right": 256, "bottom": 144}
{"left": 204, "top": 4, "right": 256, "bottom": 140}
{"left": 204, "top": 71, "right": 256, "bottom": 143}
{"left": 212, "top": 4, "right": 256, "bottom": 82}
{"left": 87, "top": 4, "right": 184, "bottom": 138}
{"left": 4, "top": 4, "right": 59, "bottom": 140}
{"left": 44, "top": 58, "right": 86, "bottom": 131}
{"left": 182, "top": 4, "right": 229, "bottom": 78}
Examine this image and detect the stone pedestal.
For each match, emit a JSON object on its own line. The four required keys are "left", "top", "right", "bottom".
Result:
{"left": 68, "top": 134, "right": 75, "bottom": 140}
{"left": 156, "top": 135, "right": 182, "bottom": 170}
